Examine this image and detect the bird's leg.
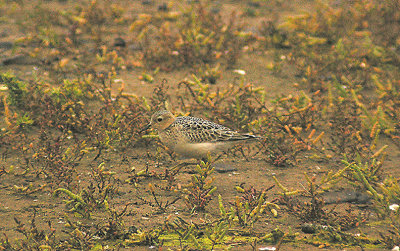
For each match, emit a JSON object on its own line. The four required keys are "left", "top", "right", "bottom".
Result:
{"left": 170, "top": 158, "right": 197, "bottom": 175}
{"left": 213, "top": 153, "right": 224, "bottom": 162}
{"left": 239, "top": 147, "right": 250, "bottom": 162}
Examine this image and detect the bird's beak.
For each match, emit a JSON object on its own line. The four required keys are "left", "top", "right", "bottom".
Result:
{"left": 140, "top": 123, "right": 151, "bottom": 133}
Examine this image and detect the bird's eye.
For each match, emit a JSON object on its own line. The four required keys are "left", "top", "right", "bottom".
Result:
{"left": 157, "top": 117, "right": 163, "bottom": 122}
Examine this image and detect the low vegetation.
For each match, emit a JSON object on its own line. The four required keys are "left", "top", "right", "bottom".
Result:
{"left": 0, "top": 0, "right": 399, "bottom": 249}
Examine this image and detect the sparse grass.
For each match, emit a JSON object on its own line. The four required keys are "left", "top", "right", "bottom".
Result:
{"left": 0, "top": 0, "right": 399, "bottom": 249}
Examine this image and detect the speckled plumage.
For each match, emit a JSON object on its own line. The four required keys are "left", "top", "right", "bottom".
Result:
{"left": 146, "top": 110, "right": 260, "bottom": 158}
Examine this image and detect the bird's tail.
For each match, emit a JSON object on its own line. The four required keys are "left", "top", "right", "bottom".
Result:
{"left": 227, "top": 133, "right": 262, "bottom": 142}
{"left": 243, "top": 134, "right": 262, "bottom": 140}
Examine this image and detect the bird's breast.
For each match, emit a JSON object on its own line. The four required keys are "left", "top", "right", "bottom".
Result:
{"left": 158, "top": 130, "right": 178, "bottom": 148}
{"left": 173, "top": 142, "right": 220, "bottom": 158}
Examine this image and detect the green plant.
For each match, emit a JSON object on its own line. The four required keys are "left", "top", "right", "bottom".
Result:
{"left": 15, "top": 113, "right": 34, "bottom": 129}
{"left": 303, "top": 224, "right": 376, "bottom": 248}
{"left": 28, "top": 130, "right": 87, "bottom": 187}
{"left": 197, "top": 63, "right": 221, "bottom": 85}
{"left": 380, "top": 204, "right": 400, "bottom": 248}
{"left": 182, "top": 160, "right": 217, "bottom": 212}
{"left": 273, "top": 165, "right": 366, "bottom": 230}
{"left": 259, "top": 228, "right": 297, "bottom": 246}
{"left": 131, "top": 2, "right": 252, "bottom": 70}
{"left": 204, "top": 218, "right": 229, "bottom": 250}
{"left": 166, "top": 217, "right": 201, "bottom": 250}
{"left": 228, "top": 185, "right": 279, "bottom": 228}
{"left": 53, "top": 162, "right": 117, "bottom": 217}
{"left": 0, "top": 72, "right": 27, "bottom": 109}
{"left": 124, "top": 228, "right": 162, "bottom": 247}
{"left": 342, "top": 153, "right": 400, "bottom": 218}
{"left": 13, "top": 214, "right": 57, "bottom": 250}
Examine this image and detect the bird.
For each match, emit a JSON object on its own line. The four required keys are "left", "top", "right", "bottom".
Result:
{"left": 142, "top": 110, "right": 260, "bottom": 159}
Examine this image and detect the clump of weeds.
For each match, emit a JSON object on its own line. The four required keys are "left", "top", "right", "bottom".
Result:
{"left": 229, "top": 184, "right": 279, "bottom": 228}
{"left": 53, "top": 162, "right": 118, "bottom": 218}
{"left": 26, "top": 130, "right": 87, "bottom": 188}
{"left": 176, "top": 77, "right": 265, "bottom": 131}
{"left": 130, "top": 2, "right": 254, "bottom": 70}
{"left": 342, "top": 152, "right": 400, "bottom": 219}
{"left": 261, "top": 91, "right": 326, "bottom": 166}
{"left": 165, "top": 217, "right": 202, "bottom": 250}
{"left": 380, "top": 201, "right": 400, "bottom": 249}
{"left": 124, "top": 228, "right": 162, "bottom": 248}
{"left": 273, "top": 169, "right": 377, "bottom": 249}
{"left": 4, "top": 211, "right": 114, "bottom": 250}
{"left": 326, "top": 99, "right": 369, "bottom": 159}
{"left": 10, "top": 213, "right": 58, "bottom": 250}
{"left": 281, "top": 0, "right": 399, "bottom": 91}
{"left": 181, "top": 160, "right": 217, "bottom": 212}
{"left": 13, "top": 0, "right": 127, "bottom": 75}
{"left": 274, "top": 165, "right": 367, "bottom": 231}
{"left": 137, "top": 182, "right": 180, "bottom": 213}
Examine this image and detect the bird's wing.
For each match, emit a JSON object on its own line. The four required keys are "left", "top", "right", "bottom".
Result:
{"left": 175, "top": 116, "right": 258, "bottom": 143}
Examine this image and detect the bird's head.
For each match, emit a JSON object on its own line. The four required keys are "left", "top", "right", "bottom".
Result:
{"left": 142, "top": 110, "right": 175, "bottom": 132}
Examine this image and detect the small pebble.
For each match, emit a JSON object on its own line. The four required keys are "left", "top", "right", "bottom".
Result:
{"left": 2, "top": 55, "right": 36, "bottom": 65}
{"left": 301, "top": 223, "right": 316, "bottom": 234}
{"left": 213, "top": 163, "right": 238, "bottom": 173}
{"left": 259, "top": 247, "right": 276, "bottom": 251}
{"left": 113, "top": 37, "right": 126, "bottom": 47}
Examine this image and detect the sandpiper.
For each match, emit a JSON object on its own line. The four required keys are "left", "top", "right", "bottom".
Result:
{"left": 142, "top": 110, "right": 260, "bottom": 159}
